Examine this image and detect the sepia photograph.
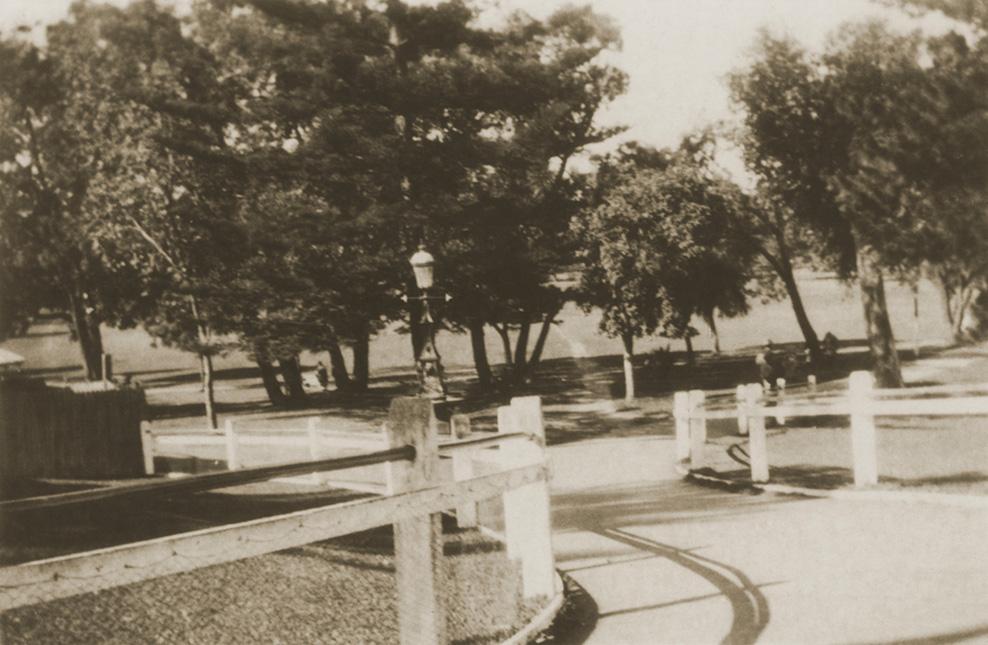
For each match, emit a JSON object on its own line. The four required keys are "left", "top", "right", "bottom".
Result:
{"left": 1, "top": 0, "right": 986, "bottom": 643}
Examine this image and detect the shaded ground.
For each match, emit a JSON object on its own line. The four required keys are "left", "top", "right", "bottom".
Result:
{"left": 1, "top": 482, "right": 540, "bottom": 645}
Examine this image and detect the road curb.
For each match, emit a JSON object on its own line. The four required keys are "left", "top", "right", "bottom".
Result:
{"left": 679, "top": 466, "right": 988, "bottom": 509}
{"left": 500, "top": 571, "right": 566, "bottom": 645}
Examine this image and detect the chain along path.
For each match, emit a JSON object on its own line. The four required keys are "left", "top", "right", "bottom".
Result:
{"left": 546, "top": 436, "right": 988, "bottom": 645}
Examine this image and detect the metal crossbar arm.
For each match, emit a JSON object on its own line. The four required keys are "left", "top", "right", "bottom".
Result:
{"left": 0, "top": 446, "right": 416, "bottom": 513}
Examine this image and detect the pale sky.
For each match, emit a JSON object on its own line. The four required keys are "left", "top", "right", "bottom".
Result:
{"left": 1, "top": 0, "right": 962, "bottom": 178}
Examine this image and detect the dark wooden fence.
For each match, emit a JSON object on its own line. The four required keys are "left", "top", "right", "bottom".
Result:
{"left": 0, "top": 379, "right": 146, "bottom": 480}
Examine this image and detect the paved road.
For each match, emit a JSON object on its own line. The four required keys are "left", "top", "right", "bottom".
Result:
{"left": 547, "top": 436, "right": 988, "bottom": 644}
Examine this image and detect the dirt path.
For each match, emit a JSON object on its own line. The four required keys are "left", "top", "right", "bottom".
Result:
{"left": 547, "top": 437, "right": 988, "bottom": 644}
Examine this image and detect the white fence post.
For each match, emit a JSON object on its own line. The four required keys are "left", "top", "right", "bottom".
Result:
{"left": 307, "top": 417, "right": 325, "bottom": 485}
{"left": 745, "top": 383, "right": 769, "bottom": 483}
{"left": 736, "top": 384, "right": 748, "bottom": 436}
{"left": 849, "top": 371, "right": 878, "bottom": 487}
{"left": 140, "top": 421, "right": 155, "bottom": 476}
{"left": 808, "top": 374, "right": 817, "bottom": 393}
{"left": 673, "top": 392, "right": 691, "bottom": 465}
{"left": 387, "top": 398, "right": 446, "bottom": 645}
{"left": 451, "top": 414, "right": 478, "bottom": 529}
{"left": 506, "top": 396, "right": 555, "bottom": 599}
{"left": 688, "top": 390, "right": 706, "bottom": 470}
{"left": 224, "top": 419, "right": 240, "bottom": 471}
{"left": 775, "top": 377, "right": 787, "bottom": 426}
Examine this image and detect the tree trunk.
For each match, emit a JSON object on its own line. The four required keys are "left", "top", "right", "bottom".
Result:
{"left": 67, "top": 290, "right": 103, "bottom": 381}
{"left": 939, "top": 271, "right": 956, "bottom": 332}
{"left": 280, "top": 356, "right": 308, "bottom": 403}
{"left": 529, "top": 304, "right": 562, "bottom": 367}
{"left": 513, "top": 318, "right": 531, "bottom": 381}
{"left": 255, "top": 356, "right": 286, "bottom": 407}
{"left": 495, "top": 324, "right": 513, "bottom": 365}
{"left": 468, "top": 320, "right": 493, "bottom": 388}
{"left": 857, "top": 244, "right": 903, "bottom": 388}
{"left": 621, "top": 332, "right": 635, "bottom": 402}
{"left": 352, "top": 330, "right": 370, "bottom": 391}
{"left": 326, "top": 339, "right": 352, "bottom": 391}
{"left": 703, "top": 308, "right": 721, "bottom": 354}
{"left": 684, "top": 334, "right": 695, "bottom": 365}
{"left": 200, "top": 352, "right": 218, "bottom": 429}
{"left": 777, "top": 256, "right": 821, "bottom": 363}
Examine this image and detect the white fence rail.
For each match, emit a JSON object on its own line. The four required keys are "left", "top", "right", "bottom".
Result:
{"left": 2, "top": 396, "right": 557, "bottom": 645}
{"left": 675, "top": 371, "right": 988, "bottom": 488}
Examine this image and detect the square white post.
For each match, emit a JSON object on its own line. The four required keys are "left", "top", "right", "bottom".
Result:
{"left": 387, "top": 398, "right": 446, "bottom": 645}
{"left": 140, "top": 421, "right": 155, "bottom": 475}
{"left": 775, "top": 377, "right": 787, "bottom": 426}
{"left": 735, "top": 384, "right": 748, "bottom": 436}
{"left": 849, "top": 371, "right": 878, "bottom": 487}
{"left": 307, "top": 417, "right": 325, "bottom": 485}
{"left": 673, "top": 391, "right": 691, "bottom": 465}
{"left": 688, "top": 390, "right": 706, "bottom": 470}
{"left": 745, "top": 383, "right": 769, "bottom": 483}
{"left": 451, "top": 414, "right": 477, "bottom": 528}
{"left": 224, "top": 419, "right": 240, "bottom": 471}
{"left": 500, "top": 397, "right": 555, "bottom": 599}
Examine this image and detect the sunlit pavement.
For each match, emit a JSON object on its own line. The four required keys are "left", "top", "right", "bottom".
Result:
{"left": 548, "top": 437, "right": 988, "bottom": 645}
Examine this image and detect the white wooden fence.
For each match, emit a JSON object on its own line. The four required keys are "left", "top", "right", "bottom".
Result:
{"left": 675, "top": 371, "right": 988, "bottom": 487}
{"left": 142, "top": 418, "right": 393, "bottom": 492}
{"left": 1, "top": 396, "right": 558, "bottom": 645}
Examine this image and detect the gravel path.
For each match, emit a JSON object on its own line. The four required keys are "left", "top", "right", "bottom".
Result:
{"left": 1, "top": 485, "right": 540, "bottom": 644}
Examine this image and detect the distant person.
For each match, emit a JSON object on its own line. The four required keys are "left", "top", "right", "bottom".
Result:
{"left": 821, "top": 332, "right": 839, "bottom": 359}
{"left": 755, "top": 341, "right": 775, "bottom": 388}
{"left": 315, "top": 362, "right": 329, "bottom": 391}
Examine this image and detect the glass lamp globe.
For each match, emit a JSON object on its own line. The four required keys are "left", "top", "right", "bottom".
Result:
{"left": 409, "top": 245, "right": 435, "bottom": 290}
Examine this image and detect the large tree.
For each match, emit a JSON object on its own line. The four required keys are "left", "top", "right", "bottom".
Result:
{"left": 731, "top": 28, "right": 922, "bottom": 386}
{"left": 574, "top": 142, "right": 754, "bottom": 400}
{"left": 0, "top": 29, "right": 154, "bottom": 379}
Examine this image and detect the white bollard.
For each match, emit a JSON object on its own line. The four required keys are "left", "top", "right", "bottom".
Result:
{"left": 849, "top": 371, "right": 878, "bottom": 487}
{"left": 224, "top": 419, "right": 240, "bottom": 471}
{"left": 736, "top": 384, "right": 749, "bottom": 436}
{"left": 673, "top": 391, "right": 691, "bottom": 465}
{"left": 775, "top": 377, "right": 787, "bottom": 426}
{"left": 140, "top": 421, "right": 155, "bottom": 476}
{"left": 451, "top": 414, "right": 477, "bottom": 528}
{"left": 501, "top": 397, "right": 555, "bottom": 599}
{"left": 688, "top": 390, "right": 706, "bottom": 470}
{"left": 745, "top": 383, "right": 769, "bottom": 483}
{"left": 307, "top": 417, "right": 325, "bottom": 485}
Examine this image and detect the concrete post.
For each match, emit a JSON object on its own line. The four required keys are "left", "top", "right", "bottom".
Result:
{"left": 386, "top": 397, "right": 446, "bottom": 645}
{"left": 450, "top": 414, "right": 477, "bottom": 528}
{"left": 849, "top": 371, "right": 878, "bottom": 487}
{"left": 224, "top": 419, "right": 240, "bottom": 471}
{"left": 746, "top": 383, "right": 769, "bottom": 483}
{"left": 736, "top": 384, "right": 748, "bottom": 436}
{"left": 688, "top": 390, "right": 706, "bottom": 470}
{"left": 140, "top": 421, "right": 155, "bottom": 476}
{"left": 775, "top": 377, "right": 787, "bottom": 426}
{"left": 673, "top": 391, "right": 691, "bottom": 465}
{"left": 307, "top": 417, "right": 324, "bottom": 485}
{"left": 507, "top": 396, "right": 555, "bottom": 599}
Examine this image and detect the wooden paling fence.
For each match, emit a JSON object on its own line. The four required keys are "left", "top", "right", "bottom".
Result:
{"left": 0, "top": 380, "right": 146, "bottom": 479}
{"left": 674, "top": 371, "right": 988, "bottom": 487}
{"left": 0, "top": 396, "right": 557, "bottom": 645}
